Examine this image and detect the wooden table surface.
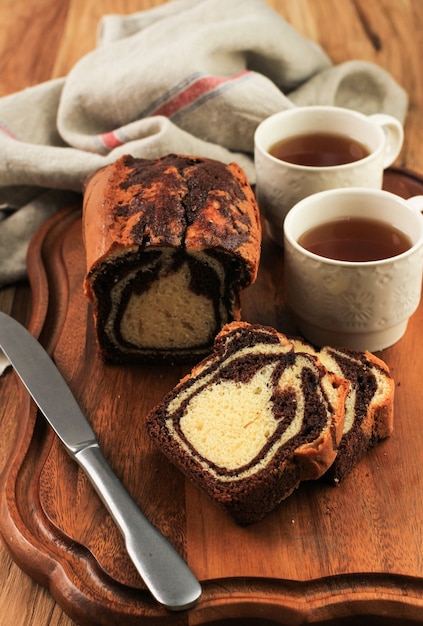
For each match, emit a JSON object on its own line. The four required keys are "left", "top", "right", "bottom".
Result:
{"left": 0, "top": 1, "right": 422, "bottom": 625}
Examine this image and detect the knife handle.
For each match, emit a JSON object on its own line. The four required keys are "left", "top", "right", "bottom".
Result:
{"left": 75, "top": 444, "right": 201, "bottom": 611}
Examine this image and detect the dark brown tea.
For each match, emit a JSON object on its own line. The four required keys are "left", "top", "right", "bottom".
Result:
{"left": 269, "top": 132, "right": 370, "bottom": 167}
{"left": 299, "top": 216, "right": 412, "bottom": 262}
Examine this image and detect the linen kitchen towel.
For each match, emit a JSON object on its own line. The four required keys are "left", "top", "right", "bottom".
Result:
{"left": 0, "top": 0, "right": 408, "bottom": 287}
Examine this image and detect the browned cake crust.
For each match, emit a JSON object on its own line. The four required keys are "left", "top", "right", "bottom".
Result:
{"left": 291, "top": 339, "right": 394, "bottom": 483}
{"left": 146, "top": 322, "right": 348, "bottom": 525}
{"left": 83, "top": 154, "right": 261, "bottom": 363}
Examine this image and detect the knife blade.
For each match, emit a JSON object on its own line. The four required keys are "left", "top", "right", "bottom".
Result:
{"left": 0, "top": 311, "right": 201, "bottom": 611}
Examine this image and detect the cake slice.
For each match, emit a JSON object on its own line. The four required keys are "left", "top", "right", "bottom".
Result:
{"left": 146, "top": 322, "right": 348, "bottom": 525}
{"left": 83, "top": 154, "right": 261, "bottom": 364}
{"left": 290, "top": 339, "right": 394, "bottom": 483}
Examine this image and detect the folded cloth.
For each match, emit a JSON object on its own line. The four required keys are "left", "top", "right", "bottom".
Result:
{"left": 0, "top": 0, "right": 408, "bottom": 288}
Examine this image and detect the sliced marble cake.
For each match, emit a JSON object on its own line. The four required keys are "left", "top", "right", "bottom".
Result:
{"left": 146, "top": 322, "right": 348, "bottom": 525}
{"left": 291, "top": 339, "right": 394, "bottom": 483}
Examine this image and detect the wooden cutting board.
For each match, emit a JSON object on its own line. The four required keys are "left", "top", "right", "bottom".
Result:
{"left": 1, "top": 168, "right": 423, "bottom": 626}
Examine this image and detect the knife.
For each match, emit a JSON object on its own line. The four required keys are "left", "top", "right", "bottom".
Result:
{"left": 0, "top": 311, "right": 201, "bottom": 611}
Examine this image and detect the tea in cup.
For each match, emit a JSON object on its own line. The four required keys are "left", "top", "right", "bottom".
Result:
{"left": 254, "top": 106, "right": 404, "bottom": 246}
{"left": 283, "top": 187, "right": 423, "bottom": 352}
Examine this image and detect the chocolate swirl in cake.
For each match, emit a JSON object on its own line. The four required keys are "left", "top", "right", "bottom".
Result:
{"left": 83, "top": 154, "right": 261, "bottom": 364}
{"left": 291, "top": 340, "right": 394, "bottom": 483}
{"left": 146, "top": 322, "right": 348, "bottom": 525}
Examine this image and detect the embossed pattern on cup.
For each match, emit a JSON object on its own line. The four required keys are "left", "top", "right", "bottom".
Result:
{"left": 285, "top": 242, "right": 423, "bottom": 350}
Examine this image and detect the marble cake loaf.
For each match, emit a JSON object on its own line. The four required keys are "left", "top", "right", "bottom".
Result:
{"left": 291, "top": 340, "right": 394, "bottom": 483}
{"left": 83, "top": 154, "right": 261, "bottom": 363}
{"left": 146, "top": 322, "right": 349, "bottom": 525}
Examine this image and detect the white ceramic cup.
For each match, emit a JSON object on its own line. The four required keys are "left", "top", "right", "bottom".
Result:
{"left": 283, "top": 187, "right": 423, "bottom": 352}
{"left": 254, "top": 106, "right": 404, "bottom": 246}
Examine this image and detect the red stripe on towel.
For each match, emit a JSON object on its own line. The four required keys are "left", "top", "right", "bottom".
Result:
{"left": 97, "top": 70, "right": 251, "bottom": 151}
{"left": 100, "top": 130, "right": 123, "bottom": 150}
{"left": 152, "top": 70, "right": 250, "bottom": 117}
{"left": 0, "top": 123, "right": 17, "bottom": 140}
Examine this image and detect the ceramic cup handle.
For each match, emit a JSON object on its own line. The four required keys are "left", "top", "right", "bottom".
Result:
{"left": 369, "top": 113, "right": 404, "bottom": 168}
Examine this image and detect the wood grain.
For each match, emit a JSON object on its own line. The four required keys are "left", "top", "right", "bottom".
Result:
{"left": 1, "top": 1, "right": 423, "bottom": 625}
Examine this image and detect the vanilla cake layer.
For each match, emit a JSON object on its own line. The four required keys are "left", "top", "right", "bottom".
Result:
{"left": 99, "top": 247, "right": 230, "bottom": 355}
